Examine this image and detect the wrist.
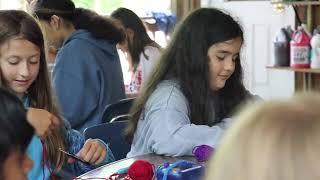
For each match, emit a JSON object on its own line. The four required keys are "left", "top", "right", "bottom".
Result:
{"left": 26, "top": 108, "right": 35, "bottom": 126}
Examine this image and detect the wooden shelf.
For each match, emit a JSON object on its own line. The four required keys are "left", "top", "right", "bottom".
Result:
{"left": 266, "top": 66, "right": 320, "bottom": 73}
{"left": 271, "top": 1, "right": 320, "bottom": 6}
{"left": 269, "top": 1, "right": 320, "bottom": 91}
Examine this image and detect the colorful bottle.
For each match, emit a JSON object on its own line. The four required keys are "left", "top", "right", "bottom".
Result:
{"left": 290, "top": 25, "right": 311, "bottom": 68}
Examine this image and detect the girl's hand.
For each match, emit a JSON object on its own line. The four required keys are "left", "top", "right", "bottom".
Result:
{"left": 26, "top": 108, "right": 60, "bottom": 138}
{"left": 74, "top": 139, "right": 107, "bottom": 166}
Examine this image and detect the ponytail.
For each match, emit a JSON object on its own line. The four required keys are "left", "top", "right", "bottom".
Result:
{"left": 72, "top": 8, "right": 124, "bottom": 43}
{"left": 32, "top": 1, "right": 124, "bottom": 43}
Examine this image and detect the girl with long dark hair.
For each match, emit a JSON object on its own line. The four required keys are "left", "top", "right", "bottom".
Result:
{"left": 126, "top": 8, "right": 256, "bottom": 157}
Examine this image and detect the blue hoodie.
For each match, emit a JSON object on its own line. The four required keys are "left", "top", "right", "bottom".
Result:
{"left": 53, "top": 30, "right": 125, "bottom": 132}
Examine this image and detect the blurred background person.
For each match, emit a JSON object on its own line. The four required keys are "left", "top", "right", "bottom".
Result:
{"left": 111, "top": 7, "right": 161, "bottom": 97}
{"left": 30, "top": 0, "right": 126, "bottom": 132}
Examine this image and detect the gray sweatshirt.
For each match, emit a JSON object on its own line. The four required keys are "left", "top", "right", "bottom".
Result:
{"left": 127, "top": 80, "right": 232, "bottom": 157}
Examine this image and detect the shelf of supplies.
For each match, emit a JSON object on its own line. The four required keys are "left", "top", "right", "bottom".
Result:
{"left": 271, "top": 1, "right": 320, "bottom": 5}
{"left": 266, "top": 66, "right": 320, "bottom": 73}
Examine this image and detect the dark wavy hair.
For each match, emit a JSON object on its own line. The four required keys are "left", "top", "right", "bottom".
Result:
{"left": 0, "top": 87, "right": 34, "bottom": 177}
{"left": 126, "top": 8, "right": 249, "bottom": 143}
{"left": 31, "top": 0, "right": 124, "bottom": 43}
{"left": 111, "top": 7, "right": 161, "bottom": 71}
{"left": 0, "top": 10, "right": 66, "bottom": 170}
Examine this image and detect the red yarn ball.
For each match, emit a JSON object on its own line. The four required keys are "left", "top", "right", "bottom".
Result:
{"left": 127, "top": 160, "right": 154, "bottom": 180}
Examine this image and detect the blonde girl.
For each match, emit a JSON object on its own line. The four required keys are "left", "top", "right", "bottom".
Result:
{"left": 206, "top": 93, "right": 320, "bottom": 180}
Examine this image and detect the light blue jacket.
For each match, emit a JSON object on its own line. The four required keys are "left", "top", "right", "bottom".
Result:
{"left": 127, "top": 80, "right": 235, "bottom": 157}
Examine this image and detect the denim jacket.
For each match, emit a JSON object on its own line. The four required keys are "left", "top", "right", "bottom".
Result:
{"left": 23, "top": 96, "right": 115, "bottom": 179}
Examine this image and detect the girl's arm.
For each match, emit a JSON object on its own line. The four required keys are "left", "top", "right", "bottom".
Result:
{"left": 141, "top": 107, "right": 225, "bottom": 156}
{"left": 131, "top": 81, "right": 225, "bottom": 156}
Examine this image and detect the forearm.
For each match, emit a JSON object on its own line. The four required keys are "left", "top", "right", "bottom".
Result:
{"left": 144, "top": 109, "right": 224, "bottom": 156}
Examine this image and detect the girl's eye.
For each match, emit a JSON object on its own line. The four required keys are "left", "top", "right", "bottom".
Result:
{"left": 216, "top": 56, "right": 225, "bottom": 61}
{"left": 7, "top": 58, "right": 19, "bottom": 65}
{"left": 28, "top": 57, "right": 40, "bottom": 65}
{"left": 29, "top": 60, "right": 39, "bottom": 65}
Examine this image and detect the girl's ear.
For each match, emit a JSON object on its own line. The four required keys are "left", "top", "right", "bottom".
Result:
{"left": 49, "top": 15, "right": 61, "bottom": 30}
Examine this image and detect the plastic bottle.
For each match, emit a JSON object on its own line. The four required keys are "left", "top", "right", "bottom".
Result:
{"left": 273, "top": 26, "right": 291, "bottom": 66}
{"left": 310, "top": 26, "right": 320, "bottom": 68}
{"left": 290, "top": 24, "right": 311, "bottom": 68}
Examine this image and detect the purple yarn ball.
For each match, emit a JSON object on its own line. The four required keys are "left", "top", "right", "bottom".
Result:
{"left": 192, "top": 145, "right": 214, "bottom": 162}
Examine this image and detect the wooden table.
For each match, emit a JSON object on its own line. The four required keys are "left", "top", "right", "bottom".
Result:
{"left": 78, "top": 154, "right": 197, "bottom": 179}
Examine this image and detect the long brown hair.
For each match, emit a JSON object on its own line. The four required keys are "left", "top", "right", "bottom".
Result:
{"left": 206, "top": 93, "right": 320, "bottom": 180}
{"left": 125, "top": 8, "right": 247, "bottom": 143}
{"left": 111, "top": 7, "right": 161, "bottom": 71}
{"left": 0, "top": 10, "right": 66, "bottom": 170}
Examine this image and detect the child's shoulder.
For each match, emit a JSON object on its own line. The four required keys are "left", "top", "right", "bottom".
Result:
{"left": 146, "top": 80, "right": 189, "bottom": 111}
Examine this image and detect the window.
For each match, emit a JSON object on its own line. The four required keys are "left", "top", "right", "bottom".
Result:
{"left": 0, "top": 0, "right": 24, "bottom": 10}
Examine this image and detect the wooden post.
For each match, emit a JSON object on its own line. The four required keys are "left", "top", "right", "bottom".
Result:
{"left": 171, "top": 0, "right": 201, "bottom": 21}
{"left": 307, "top": 4, "right": 313, "bottom": 31}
